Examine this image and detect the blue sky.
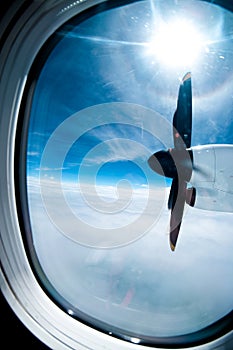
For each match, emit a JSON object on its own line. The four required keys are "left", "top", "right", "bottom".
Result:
{"left": 27, "top": 0, "right": 233, "bottom": 183}
{"left": 26, "top": 0, "right": 233, "bottom": 341}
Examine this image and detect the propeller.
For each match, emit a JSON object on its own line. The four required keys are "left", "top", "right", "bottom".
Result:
{"left": 148, "top": 72, "right": 194, "bottom": 251}
{"left": 168, "top": 72, "right": 193, "bottom": 251}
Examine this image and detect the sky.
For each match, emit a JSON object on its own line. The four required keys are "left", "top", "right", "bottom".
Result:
{"left": 26, "top": 0, "right": 233, "bottom": 344}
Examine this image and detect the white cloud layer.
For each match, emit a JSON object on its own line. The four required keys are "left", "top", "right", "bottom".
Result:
{"left": 27, "top": 176, "right": 233, "bottom": 337}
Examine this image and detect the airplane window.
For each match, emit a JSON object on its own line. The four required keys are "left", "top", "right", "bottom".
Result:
{"left": 19, "top": 0, "right": 232, "bottom": 347}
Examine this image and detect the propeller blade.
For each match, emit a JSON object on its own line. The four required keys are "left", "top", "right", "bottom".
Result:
{"left": 168, "top": 176, "right": 178, "bottom": 210}
{"left": 173, "top": 72, "right": 192, "bottom": 150}
{"left": 169, "top": 178, "right": 187, "bottom": 251}
{"left": 170, "top": 223, "right": 182, "bottom": 252}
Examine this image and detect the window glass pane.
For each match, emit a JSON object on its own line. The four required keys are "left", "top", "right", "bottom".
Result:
{"left": 26, "top": 0, "right": 233, "bottom": 344}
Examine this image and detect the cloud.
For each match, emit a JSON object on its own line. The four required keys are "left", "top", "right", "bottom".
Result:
{"left": 78, "top": 138, "right": 151, "bottom": 169}
{"left": 27, "top": 177, "right": 233, "bottom": 337}
{"left": 27, "top": 151, "right": 40, "bottom": 156}
{"left": 36, "top": 167, "right": 67, "bottom": 171}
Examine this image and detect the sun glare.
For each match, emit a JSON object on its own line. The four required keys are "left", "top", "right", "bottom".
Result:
{"left": 148, "top": 20, "right": 205, "bottom": 68}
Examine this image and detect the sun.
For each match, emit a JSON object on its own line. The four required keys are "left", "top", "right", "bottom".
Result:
{"left": 147, "top": 20, "right": 205, "bottom": 69}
